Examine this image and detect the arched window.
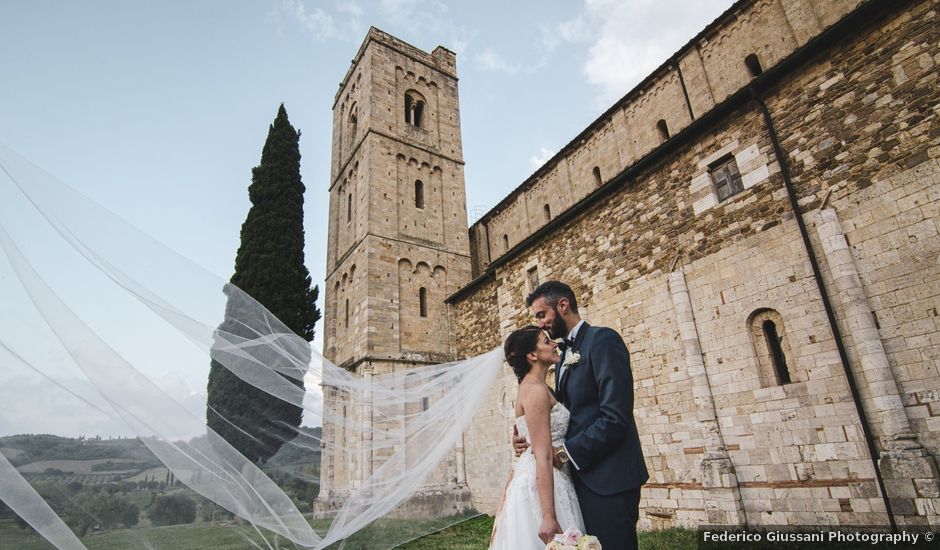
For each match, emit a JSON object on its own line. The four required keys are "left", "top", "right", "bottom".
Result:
{"left": 502, "top": 234, "right": 509, "bottom": 251}
{"left": 543, "top": 204, "right": 551, "bottom": 222}
{"left": 348, "top": 104, "right": 358, "bottom": 149}
{"left": 347, "top": 193, "right": 352, "bottom": 223}
{"left": 404, "top": 94, "right": 412, "bottom": 124}
{"left": 656, "top": 119, "right": 670, "bottom": 143}
{"left": 419, "top": 287, "right": 428, "bottom": 317}
{"left": 745, "top": 54, "right": 763, "bottom": 78}
{"left": 345, "top": 299, "right": 349, "bottom": 328}
{"left": 415, "top": 180, "right": 424, "bottom": 209}
{"left": 763, "top": 320, "right": 790, "bottom": 384}
{"left": 749, "top": 309, "right": 793, "bottom": 387}
{"left": 592, "top": 166, "right": 602, "bottom": 187}
{"left": 404, "top": 91, "right": 426, "bottom": 128}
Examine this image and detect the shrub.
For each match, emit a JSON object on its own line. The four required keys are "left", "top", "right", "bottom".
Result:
{"left": 149, "top": 493, "right": 196, "bottom": 526}
{"left": 198, "top": 499, "right": 234, "bottom": 522}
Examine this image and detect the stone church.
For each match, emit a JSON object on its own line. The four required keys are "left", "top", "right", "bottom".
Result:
{"left": 316, "top": 0, "right": 940, "bottom": 529}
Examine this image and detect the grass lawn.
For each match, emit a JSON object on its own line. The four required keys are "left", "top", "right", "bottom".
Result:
{"left": 0, "top": 516, "right": 697, "bottom": 549}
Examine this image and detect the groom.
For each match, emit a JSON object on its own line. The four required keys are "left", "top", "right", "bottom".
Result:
{"left": 514, "top": 280, "right": 648, "bottom": 550}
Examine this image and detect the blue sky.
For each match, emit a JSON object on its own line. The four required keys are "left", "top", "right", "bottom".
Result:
{"left": 0, "top": 0, "right": 731, "bottom": 436}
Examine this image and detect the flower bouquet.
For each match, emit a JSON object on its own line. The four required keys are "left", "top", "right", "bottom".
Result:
{"left": 545, "top": 527, "right": 601, "bottom": 550}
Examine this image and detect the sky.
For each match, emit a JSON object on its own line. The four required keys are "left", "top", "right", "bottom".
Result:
{"left": 0, "top": 0, "right": 732, "bottom": 437}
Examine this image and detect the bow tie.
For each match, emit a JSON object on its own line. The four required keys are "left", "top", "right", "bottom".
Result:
{"left": 558, "top": 337, "right": 574, "bottom": 352}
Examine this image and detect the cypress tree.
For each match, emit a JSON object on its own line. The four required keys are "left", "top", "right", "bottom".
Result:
{"left": 206, "top": 104, "right": 320, "bottom": 464}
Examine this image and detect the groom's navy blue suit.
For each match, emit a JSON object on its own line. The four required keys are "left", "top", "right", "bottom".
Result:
{"left": 556, "top": 323, "right": 648, "bottom": 550}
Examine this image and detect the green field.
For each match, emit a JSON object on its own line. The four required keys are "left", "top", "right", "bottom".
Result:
{"left": 0, "top": 517, "right": 697, "bottom": 549}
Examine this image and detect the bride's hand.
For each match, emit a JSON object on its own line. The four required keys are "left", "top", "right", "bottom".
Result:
{"left": 538, "top": 516, "right": 562, "bottom": 544}
{"left": 512, "top": 425, "right": 529, "bottom": 457}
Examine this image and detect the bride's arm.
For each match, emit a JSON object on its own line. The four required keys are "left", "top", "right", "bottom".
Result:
{"left": 520, "top": 384, "right": 562, "bottom": 543}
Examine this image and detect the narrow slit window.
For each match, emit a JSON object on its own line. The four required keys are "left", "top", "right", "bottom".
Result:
{"left": 419, "top": 287, "right": 428, "bottom": 317}
{"left": 762, "top": 320, "right": 791, "bottom": 384}
{"left": 745, "top": 54, "right": 763, "bottom": 78}
{"left": 502, "top": 235, "right": 509, "bottom": 251}
{"left": 543, "top": 204, "right": 551, "bottom": 222}
{"left": 345, "top": 299, "right": 349, "bottom": 328}
{"left": 527, "top": 266, "right": 539, "bottom": 291}
{"left": 347, "top": 193, "right": 352, "bottom": 222}
{"left": 415, "top": 180, "right": 424, "bottom": 209}
{"left": 656, "top": 119, "right": 670, "bottom": 143}
{"left": 593, "top": 166, "right": 602, "bottom": 187}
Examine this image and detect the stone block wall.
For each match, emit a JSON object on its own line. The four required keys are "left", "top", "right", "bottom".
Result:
{"left": 451, "top": 0, "right": 940, "bottom": 527}
{"left": 318, "top": 27, "right": 473, "bottom": 516}
{"left": 468, "top": 0, "right": 864, "bottom": 278}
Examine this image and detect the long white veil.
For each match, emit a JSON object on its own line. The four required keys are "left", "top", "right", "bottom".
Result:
{"left": 0, "top": 143, "right": 504, "bottom": 549}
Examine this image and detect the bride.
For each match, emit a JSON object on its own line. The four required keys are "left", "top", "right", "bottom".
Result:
{"left": 490, "top": 326, "right": 584, "bottom": 549}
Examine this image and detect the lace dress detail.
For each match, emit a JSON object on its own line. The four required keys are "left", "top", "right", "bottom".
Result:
{"left": 489, "top": 403, "right": 584, "bottom": 549}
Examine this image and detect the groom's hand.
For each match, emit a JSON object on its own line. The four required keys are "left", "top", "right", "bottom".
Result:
{"left": 551, "top": 446, "right": 564, "bottom": 470}
{"left": 512, "top": 425, "right": 529, "bottom": 457}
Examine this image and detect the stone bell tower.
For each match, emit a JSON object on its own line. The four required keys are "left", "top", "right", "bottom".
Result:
{"left": 315, "top": 28, "right": 472, "bottom": 517}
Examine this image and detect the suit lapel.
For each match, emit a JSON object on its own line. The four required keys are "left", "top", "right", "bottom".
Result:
{"left": 558, "top": 322, "right": 590, "bottom": 399}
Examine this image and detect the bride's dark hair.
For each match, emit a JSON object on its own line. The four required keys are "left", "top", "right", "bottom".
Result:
{"left": 504, "top": 326, "right": 543, "bottom": 383}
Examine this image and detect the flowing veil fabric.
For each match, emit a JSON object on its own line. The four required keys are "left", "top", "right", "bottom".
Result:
{"left": 0, "top": 144, "right": 504, "bottom": 549}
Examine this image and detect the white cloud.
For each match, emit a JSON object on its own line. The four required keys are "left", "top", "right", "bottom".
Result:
{"left": 540, "top": 14, "right": 590, "bottom": 51}
{"left": 281, "top": 0, "right": 339, "bottom": 41}
{"left": 374, "top": 0, "right": 475, "bottom": 55}
{"left": 543, "top": 0, "right": 732, "bottom": 107}
{"left": 474, "top": 49, "right": 520, "bottom": 74}
{"left": 336, "top": 1, "right": 364, "bottom": 18}
{"left": 276, "top": 0, "right": 367, "bottom": 42}
{"left": 529, "top": 147, "right": 556, "bottom": 169}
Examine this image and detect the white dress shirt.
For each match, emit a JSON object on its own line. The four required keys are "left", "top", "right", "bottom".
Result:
{"left": 559, "top": 319, "right": 585, "bottom": 470}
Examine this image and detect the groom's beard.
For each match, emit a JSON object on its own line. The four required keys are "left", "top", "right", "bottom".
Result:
{"left": 549, "top": 308, "right": 567, "bottom": 340}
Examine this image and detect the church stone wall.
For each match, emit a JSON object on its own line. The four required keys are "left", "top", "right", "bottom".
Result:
{"left": 453, "top": 0, "right": 940, "bottom": 527}
{"left": 468, "top": 0, "right": 864, "bottom": 277}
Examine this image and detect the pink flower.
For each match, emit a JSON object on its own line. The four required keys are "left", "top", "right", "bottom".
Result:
{"left": 563, "top": 527, "right": 582, "bottom": 545}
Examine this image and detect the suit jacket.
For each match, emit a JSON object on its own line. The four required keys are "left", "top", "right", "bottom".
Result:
{"left": 556, "top": 323, "right": 649, "bottom": 496}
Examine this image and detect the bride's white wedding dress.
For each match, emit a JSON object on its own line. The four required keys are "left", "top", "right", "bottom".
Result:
{"left": 490, "top": 402, "right": 585, "bottom": 549}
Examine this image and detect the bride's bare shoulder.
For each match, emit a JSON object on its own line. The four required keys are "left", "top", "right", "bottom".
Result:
{"left": 517, "top": 380, "right": 553, "bottom": 408}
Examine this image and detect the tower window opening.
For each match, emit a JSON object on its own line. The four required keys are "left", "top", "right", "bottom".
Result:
{"left": 347, "top": 193, "right": 352, "bottom": 222}
{"left": 592, "top": 166, "right": 602, "bottom": 187}
{"left": 502, "top": 234, "right": 509, "bottom": 251}
{"left": 543, "top": 204, "right": 551, "bottom": 222}
{"left": 345, "top": 299, "right": 349, "bottom": 328}
{"left": 745, "top": 54, "right": 763, "bottom": 78}
{"left": 762, "top": 320, "right": 790, "bottom": 384}
{"left": 419, "top": 287, "right": 428, "bottom": 317}
{"left": 348, "top": 104, "right": 358, "bottom": 151}
{"left": 415, "top": 180, "right": 424, "bottom": 209}
{"left": 656, "top": 119, "right": 670, "bottom": 143}
{"left": 405, "top": 91, "right": 426, "bottom": 127}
